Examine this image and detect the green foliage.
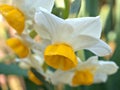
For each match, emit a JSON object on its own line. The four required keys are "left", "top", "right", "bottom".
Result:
{"left": 85, "top": 0, "right": 99, "bottom": 16}
{"left": 70, "top": 0, "right": 81, "bottom": 17}
{"left": 0, "top": 63, "right": 27, "bottom": 77}
{"left": 0, "top": 0, "right": 120, "bottom": 90}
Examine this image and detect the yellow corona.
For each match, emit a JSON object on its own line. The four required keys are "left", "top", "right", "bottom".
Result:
{"left": 72, "top": 70, "right": 93, "bottom": 86}
{"left": 0, "top": 4, "right": 25, "bottom": 34}
{"left": 44, "top": 43, "right": 78, "bottom": 70}
{"left": 6, "top": 38, "right": 29, "bottom": 58}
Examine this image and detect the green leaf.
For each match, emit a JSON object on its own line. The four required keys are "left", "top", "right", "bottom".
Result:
{"left": 105, "top": 0, "right": 120, "bottom": 90}
{"left": 64, "top": 85, "right": 72, "bottom": 90}
{"left": 0, "top": 63, "right": 27, "bottom": 77}
{"left": 24, "top": 78, "right": 39, "bottom": 90}
{"left": 63, "top": 0, "right": 71, "bottom": 19}
{"left": 31, "top": 68, "right": 54, "bottom": 90}
{"left": 70, "top": 0, "right": 81, "bottom": 17}
{"left": 52, "top": 0, "right": 70, "bottom": 19}
{"left": 82, "top": 84, "right": 106, "bottom": 90}
{"left": 85, "top": 0, "right": 99, "bottom": 16}
{"left": 103, "top": 0, "right": 114, "bottom": 41}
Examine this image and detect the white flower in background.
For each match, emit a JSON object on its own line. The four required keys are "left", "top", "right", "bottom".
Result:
{"left": 6, "top": 33, "right": 43, "bottom": 58}
{"left": 0, "top": 0, "right": 55, "bottom": 34}
{"left": 34, "top": 8, "right": 111, "bottom": 71}
{"left": 49, "top": 56, "right": 118, "bottom": 86}
{"left": 7, "top": 34, "right": 46, "bottom": 85}
{"left": 0, "top": 0, "right": 55, "bottom": 58}
{"left": 12, "top": 0, "right": 55, "bottom": 19}
{"left": 16, "top": 54, "right": 45, "bottom": 85}
{"left": 16, "top": 54, "right": 44, "bottom": 74}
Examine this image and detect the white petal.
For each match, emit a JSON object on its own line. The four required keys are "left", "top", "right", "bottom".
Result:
{"left": 12, "top": 0, "right": 55, "bottom": 19}
{"left": 34, "top": 24, "right": 51, "bottom": 40}
{"left": 86, "top": 40, "right": 112, "bottom": 56}
{"left": 18, "top": 33, "right": 35, "bottom": 46}
{"left": 44, "top": 70, "right": 54, "bottom": 82}
{"left": 32, "top": 39, "right": 51, "bottom": 57}
{"left": 19, "top": 62, "right": 31, "bottom": 69}
{"left": 77, "top": 56, "right": 99, "bottom": 71}
{"left": 77, "top": 57, "right": 82, "bottom": 63}
{"left": 94, "top": 73, "right": 108, "bottom": 83}
{"left": 65, "top": 16, "right": 102, "bottom": 38}
{"left": 28, "top": 55, "right": 44, "bottom": 74}
{"left": 87, "top": 56, "right": 98, "bottom": 61}
{"left": 34, "top": 8, "right": 73, "bottom": 43}
{"left": 67, "top": 35, "right": 100, "bottom": 51}
{"left": 50, "top": 70, "right": 74, "bottom": 85}
{"left": 97, "top": 61, "right": 119, "bottom": 75}
{"left": 33, "top": 54, "right": 44, "bottom": 66}
{"left": 16, "top": 57, "right": 33, "bottom": 67}
{"left": 35, "top": 0, "right": 55, "bottom": 12}
{"left": 36, "top": 38, "right": 51, "bottom": 50}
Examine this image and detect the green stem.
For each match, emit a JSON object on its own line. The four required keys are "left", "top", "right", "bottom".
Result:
{"left": 29, "top": 30, "right": 37, "bottom": 39}
{"left": 31, "top": 68, "right": 54, "bottom": 90}
{"left": 76, "top": 50, "right": 85, "bottom": 61}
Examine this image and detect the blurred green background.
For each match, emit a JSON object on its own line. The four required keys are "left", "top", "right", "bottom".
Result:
{"left": 0, "top": 0, "right": 120, "bottom": 90}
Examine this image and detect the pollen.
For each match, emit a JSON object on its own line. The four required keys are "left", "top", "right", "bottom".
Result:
{"left": 44, "top": 43, "right": 78, "bottom": 71}
{"left": 28, "top": 70, "right": 42, "bottom": 85}
{"left": 72, "top": 70, "right": 93, "bottom": 86}
{"left": 6, "top": 38, "right": 29, "bottom": 58}
{"left": 0, "top": 4, "right": 25, "bottom": 34}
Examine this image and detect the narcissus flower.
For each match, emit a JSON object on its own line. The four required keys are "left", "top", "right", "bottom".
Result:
{"left": 49, "top": 56, "right": 118, "bottom": 86}
{"left": 16, "top": 54, "right": 44, "bottom": 73}
{"left": 16, "top": 53, "right": 46, "bottom": 85}
{"left": 16, "top": 54, "right": 45, "bottom": 85}
{"left": 34, "top": 8, "right": 111, "bottom": 71}
{"left": 6, "top": 34, "right": 42, "bottom": 58}
{"left": 0, "top": 5, "right": 25, "bottom": 34}
{"left": 0, "top": 0, "right": 55, "bottom": 34}
{"left": 6, "top": 37, "right": 29, "bottom": 58}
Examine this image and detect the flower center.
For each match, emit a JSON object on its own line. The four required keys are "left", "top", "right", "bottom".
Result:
{"left": 72, "top": 70, "right": 93, "bottom": 86}
{"left": 6, "top": 38, "right": 29, "bottom": 58}
{"left": 44, "top": 43, "right": 78, "bottom": 71}
{"left": 0, "top": 4, "right": 25, "bottom": 34}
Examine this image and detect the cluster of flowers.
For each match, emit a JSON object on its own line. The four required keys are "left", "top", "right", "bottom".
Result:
{"left": 0, "top": 0, "right": 118, "bottom": 86}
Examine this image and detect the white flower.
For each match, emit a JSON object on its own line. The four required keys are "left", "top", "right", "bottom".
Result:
{"left": 16, "top": 54, "right": 45, "bottom": 85}
{"left": 16, "top": 54, "right": 44, "bottom": 74}
{"left": 0, "top": 0, "right": 55, "bottom": 34}
{"left": 12, "top": 34, "right": 47, "bottom": 83}
{"left": 49, "top": 56, "right": 118, "bottom": 86}
{"left": 12, "top": 0, "right": 55, "bottom": 19}
{"left": 34, "top": 8, "right": 111, "bottom": 71}
{"left": 6, "top": 33, "right": 43, "bottom": 58}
